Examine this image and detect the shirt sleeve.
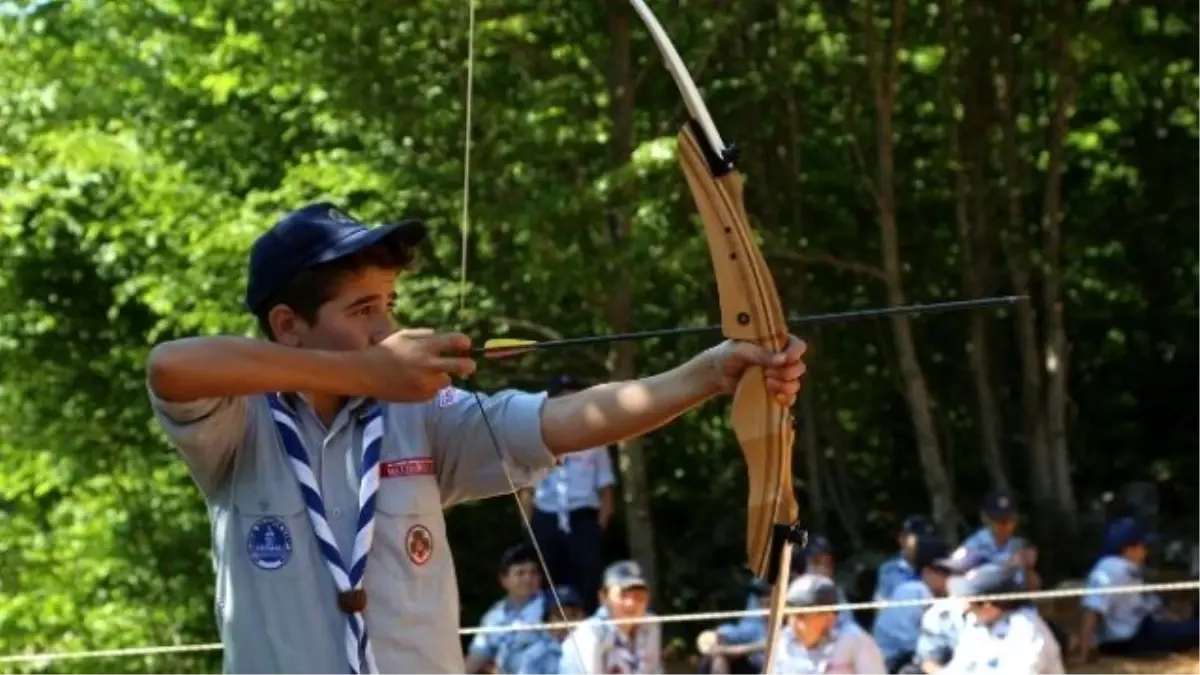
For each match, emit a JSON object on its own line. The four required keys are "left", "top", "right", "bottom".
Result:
{"left": 466, "top": 606, "right": 501, "bottom": 658}
{"left": 423, "top": 387, "right": 556, "bottom": 508}
{"left": 146, "top": 381, "right": 251, "bottom": 496}
{"left": 853, "top": 633, "right": 888, "bottom": 674}
{"left": 996, "top": 614, "right": 1049, "bottom": 673}
{"left": 558, "top": 624, "right": 600, "bottom": 674}
{"left": 593, "top": 447, "right": 616, "bottom": 490}
{"left": 1081, "top": 565, "right": 1114, "bottom": 614}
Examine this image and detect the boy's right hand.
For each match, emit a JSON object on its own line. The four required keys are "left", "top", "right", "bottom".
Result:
{"left": 354, "top": 329, "right": 477, "bottom": 402}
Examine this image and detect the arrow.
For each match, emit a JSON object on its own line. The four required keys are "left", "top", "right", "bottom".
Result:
{"left": 472, "top": 295, "right": 1025, "bottom": 358}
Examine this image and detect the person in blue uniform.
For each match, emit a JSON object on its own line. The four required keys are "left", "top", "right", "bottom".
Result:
{"left": 522, "top": 374, "right": 616, "bottom": 613}
{"left": 796, "top": 534, "right": 857, "bottom": 630}
{"left": 871, "top": 537, "right": 953, "bottom": 673}
{"left": 767, "top": 574, "right": 886, "bottom": 674}
{"left": 465, "top": 543, "right": 546, "bottom": 673}
{"left": 874, "top": 516, "right": 933, "bottom": 602}
{"left": 1078, "top": 517, "right": 1199, "bottom": 661}
{"left": 696, "top": 577, "right": 773, "bottom": 674}
{"left": 515, "top": 585, "right": 588, "bottom": 674}
{"left": 941, "top": 564, "right": 1064, "bottom": 674}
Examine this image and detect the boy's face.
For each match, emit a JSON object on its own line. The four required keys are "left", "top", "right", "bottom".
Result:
{"left": 601, "top": 584, "right": 649, "bottom": 619}
{"left": 274, "top": 266, "right": 400, "bottom": 350}
{"left": 789, "top": 611, "right": 834, "bottom": 647}
{"left": 500, "top": 560, "right": 542, "bottom": 602}
{"left": 548, "top": 604, "right": 586, "bottom": 640}
{"left": 984, "top": 513, "right": 1017, "bottom": 541}
{"left": 807, "top": 553, "right": 834, "bottom": 577}
{"left": 1125, "top": 542, "right": 1148, "bottom": 566}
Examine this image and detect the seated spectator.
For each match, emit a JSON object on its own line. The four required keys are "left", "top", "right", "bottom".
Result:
{"left": 559, "top": 560, "right": 662, "bottom": 674}
{"left": 465, "top": 543, "right": 547, "bottom": 674}
{"left": 696, "top": 577, "right": 773, "bottom": 674}
{"left": 766, "top": 574, "right": 886, "bottom": 674}
{"left": 950, "top": 490, "right": 1025, "bottom": 573}
{"left": 871, "top": 537, "right": 953, "bottom": 673}
{"left": 798, "top": 534, "right": 857, "bottom": 630}
{"left": 875, "top": 515, "right": 933, "bottom": 601}
{"left": 1078, "top": 517, "right": 1200, "bottom": 661}
{"left": 515, "top": 585, "right": 588, "bottom": 674}
{"left": 941, "top": 564, "right": 1065, "bottom": 674}
{"left": 908, "top": 573, "right": 971, "bottom": 674}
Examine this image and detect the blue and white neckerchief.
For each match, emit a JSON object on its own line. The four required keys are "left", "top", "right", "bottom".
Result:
{"left": 269, "top": 394, "right": 384, "bottom": 675}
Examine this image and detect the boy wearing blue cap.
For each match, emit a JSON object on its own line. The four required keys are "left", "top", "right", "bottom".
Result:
{"left": 767, "top": 574, "right": 885, "bottom": 674}
{"left": 1078, "top": 517, "right": 1199, "bottom": 661}
{"left": 941, "top": 564, "right": 1064, "bottom": 674}
{"left": 871, "top": 536, "right": 954, "bottom": 672}
{"left": 559, "top": 560, "right": 661, "bottom": 674}
{"left": 465, "top": 543, "right": 546, "bottom": 674}
{"left": 146, "top": 202, "right": 809, "bottom": 673}
{"left": 874, "top": 515, "right": 932, "bottom": 602}
{"left": 515, "top": 585, "right": 588, "bottom": 674}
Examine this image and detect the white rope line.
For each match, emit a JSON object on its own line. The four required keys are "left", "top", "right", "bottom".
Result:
{"left": 0, "top": 579, "right": 1194, "bottom": 665}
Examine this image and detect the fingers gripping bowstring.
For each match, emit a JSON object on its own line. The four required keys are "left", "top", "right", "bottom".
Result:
{"left": 456, "top": 0, "right": 581, "bottom": 662}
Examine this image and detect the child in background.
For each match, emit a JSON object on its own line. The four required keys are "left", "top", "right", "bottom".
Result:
{"left": 465, "top": 544, "right": 546, "bottom": 674}
{"left": 696, "top": 577, "right": 773, "bottom": 673}
{"left": 516, "top": 586, "right": 588, "bottom": 674}
{"left": 559, "top": 560, "right": 662, "bottom": 674}
{"left": 874, "top": 516, "right": 932, "bottom": 601}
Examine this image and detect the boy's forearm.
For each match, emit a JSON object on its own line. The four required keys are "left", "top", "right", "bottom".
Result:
{"left": 148, "top": 336, "right": 367, "bottom": 402}
{"left": 540, "top": 354, "right": 720, "bottom": 455}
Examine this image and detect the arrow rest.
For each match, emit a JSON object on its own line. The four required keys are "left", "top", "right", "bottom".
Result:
{"left": 765, "top": 522, "right": 809, "bottom": 584}
{"left": 686, "top": 119, "right": 738, "bottom": 177}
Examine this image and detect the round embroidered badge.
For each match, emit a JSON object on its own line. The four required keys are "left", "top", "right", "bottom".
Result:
{"left": 247, "top": 517, "right": 293, "bottom": 570}
{"left": 406, "top": 524, "right": 434, "bottom": 566}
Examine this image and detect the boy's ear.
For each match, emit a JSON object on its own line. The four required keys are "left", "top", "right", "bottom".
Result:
{"left": 268, "top": 304, "right": 306, "bottom": 347}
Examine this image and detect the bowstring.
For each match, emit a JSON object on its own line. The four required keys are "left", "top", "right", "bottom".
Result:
{"left": 456, "top": 0, "right": 582, "bottom": 662}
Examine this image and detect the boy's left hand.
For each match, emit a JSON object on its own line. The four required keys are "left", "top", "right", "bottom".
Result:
{"left": 708, "top": 335, "right": 808, "bottom": 407}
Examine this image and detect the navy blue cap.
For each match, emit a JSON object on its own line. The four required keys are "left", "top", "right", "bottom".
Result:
{"left": 805, "top": 534, "right": 833, "bottom": 558}
{"left": 901, "top": 515, "right": 932, "bottom": 535}
{"left": 913, "top": 536, "right": 951, "bottom": 571}
{"left": 603, "top": 560, "right": 648, "bottom": 590}
{"left": 546, "top": 374, "right": 585, "bottom": 396}
{"left": 244, "top": 202, "right": 426, "bottom": 312}
{"left": 785, "top": 573, "right": 839, "bottom": 608}
{"left": 1103, "top": 516, "right": 1151, "bottom": 554}
{"left": 544, "top": 585, "right": 584, "bottom": 611}
{"left": 981, "top": 489, "right": 1016, "bottom": 520}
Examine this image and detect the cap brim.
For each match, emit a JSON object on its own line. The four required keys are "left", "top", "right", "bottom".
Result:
{"left": 309, "top": 218, "right": 427, "bottom": 267}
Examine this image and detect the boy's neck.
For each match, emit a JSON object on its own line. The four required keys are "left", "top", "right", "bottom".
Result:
{"left": 304, "top": 391, "right": 347, "bottom": 429}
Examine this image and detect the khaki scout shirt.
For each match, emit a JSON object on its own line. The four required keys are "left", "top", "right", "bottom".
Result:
{"left": 149, "top": 385, "right": 554, "bottom": 674}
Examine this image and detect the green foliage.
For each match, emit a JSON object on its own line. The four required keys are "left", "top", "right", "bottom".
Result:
{"left": 0, "top": 0, "right": 1195, "bottom": 671}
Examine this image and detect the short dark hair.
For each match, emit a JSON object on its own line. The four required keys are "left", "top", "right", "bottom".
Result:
{"left": 498, "top": 542, "right": 539, "bottom": 575}
{"left": 253, "top": 242, "right": 413, "bottom": 340}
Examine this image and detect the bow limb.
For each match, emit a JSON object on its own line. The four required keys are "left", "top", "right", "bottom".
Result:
{"left": 628, "top": 1, "right": 802, "bottom": 672}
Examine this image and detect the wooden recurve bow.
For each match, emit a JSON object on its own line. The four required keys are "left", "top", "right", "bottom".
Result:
{"left": 627, "top": 2, "right": 808, "bottom": 672}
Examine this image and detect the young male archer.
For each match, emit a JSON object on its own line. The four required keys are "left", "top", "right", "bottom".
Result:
{"left": 146, "top": 202, "right": 808, "bottom": 674}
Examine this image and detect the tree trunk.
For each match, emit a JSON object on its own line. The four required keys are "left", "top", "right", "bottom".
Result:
{"left": 947, "top": 0, "right": 1011, "bottom": 493}
{"left": 1040, "top": 0, "right": 1080, "bottom": 533}
{"left": 605, "top": 0, "right": 658, "bottom": 593}
{"left": 863, "top": 0, "right": 960, "bottom": 537}
{"left": 993, "top": 0, "right": 1055, "bottom": 509}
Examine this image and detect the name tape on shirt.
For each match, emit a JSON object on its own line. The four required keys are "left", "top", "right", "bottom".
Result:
{"left": 380, "top": 458, "right": 436, "bottom": 479}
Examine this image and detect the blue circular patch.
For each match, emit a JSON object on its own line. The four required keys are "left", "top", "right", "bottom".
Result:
{"left": 247, "top": 517, "right": 293, "bottom": 570}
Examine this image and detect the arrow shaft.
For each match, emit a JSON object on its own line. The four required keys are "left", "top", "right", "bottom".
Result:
{"left": 472, "top": 295, "right": 1024, "bottom": 356}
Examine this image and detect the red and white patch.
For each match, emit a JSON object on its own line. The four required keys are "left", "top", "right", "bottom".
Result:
{"left": 380, "top": 458, "right": 436, "bottom": 479}
{"left": 436, "top": 387, "right": 460, "bottom": 408}
{"left": 406, "top": 524, "right": 433, "bottom": 566}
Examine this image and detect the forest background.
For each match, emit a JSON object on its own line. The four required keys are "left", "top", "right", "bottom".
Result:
{"left": 0, "top": 0, "right": 1196, "bottom": 672}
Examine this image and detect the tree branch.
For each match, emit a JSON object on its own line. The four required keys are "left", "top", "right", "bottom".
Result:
{"left": 770, "top": 250, "right": 888, "bottom": 283}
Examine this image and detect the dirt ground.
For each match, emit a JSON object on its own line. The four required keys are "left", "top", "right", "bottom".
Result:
{"left": 1073, "top": 651, "right": 1199, "bottom": 674}
{"left": 664, "top": 651, "right": 1199, "bottom": 673}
